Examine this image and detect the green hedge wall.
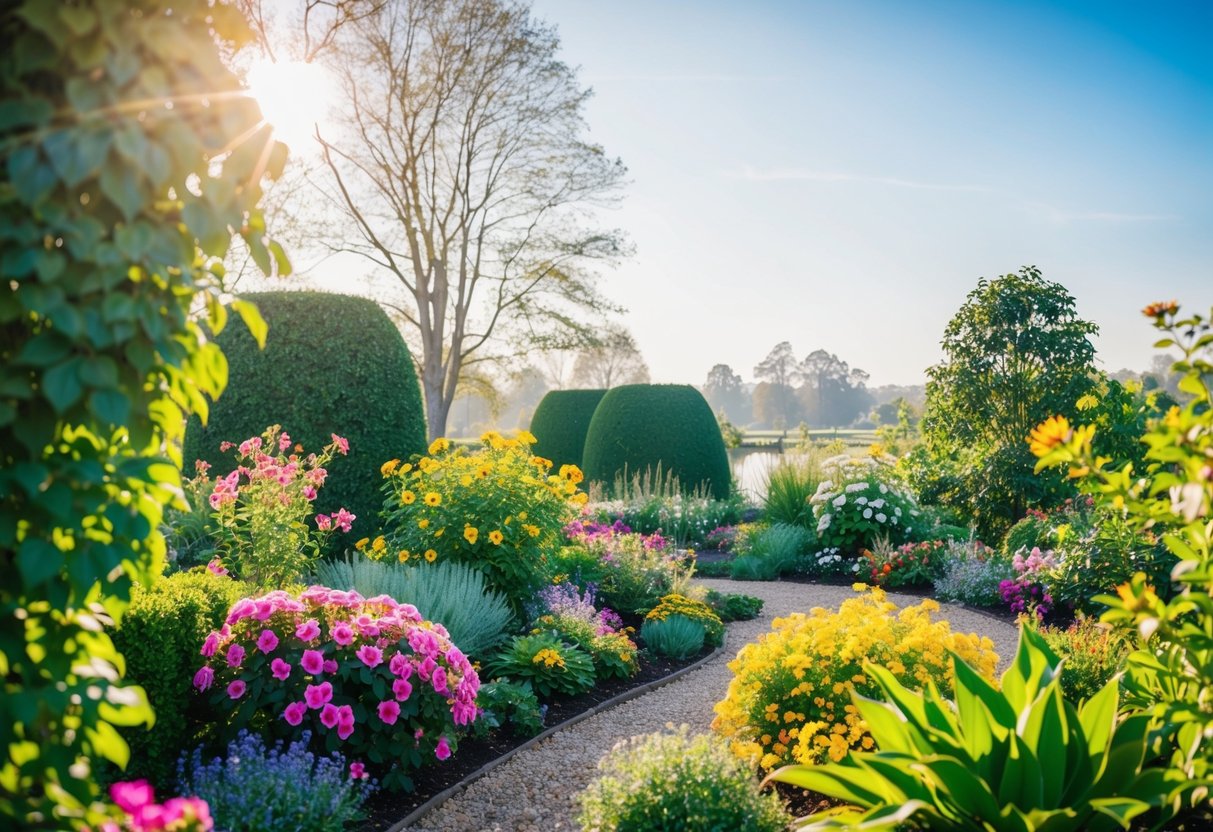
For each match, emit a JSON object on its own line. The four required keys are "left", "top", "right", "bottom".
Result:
{"left": 528, "top": 389, "right": 607, "bottom": 470}
{"left": 183, "top": 292, "right": 426, "bottom": 534}
{"left": 581, "top": 384, "right": 732, "bottom": 500}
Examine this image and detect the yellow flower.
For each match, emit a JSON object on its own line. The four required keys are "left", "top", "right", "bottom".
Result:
{"left": 532, "top": 648, "right": 565, "bottom": 669}
{"left": 354, "top": 537, "right": 370, "bottom": 551}
{"left": 516, "top": 430, "right": 537, "bottom": 445}
{"left": 1028, "top": 415, "right": 1072, "bottom": 457}
{"left": 558, "top": 464, "right": 584, "bottom": 484}
{"left": 435, "top": 527, "right": 445, "bottom": 537}
{"left": 523, "top": 523, "right": 541, "bottom": 538}
{"left": 518, "top": 511, "right": 528, "bottom": 521}
{"left": 424, "top": 492, "right": 442, "bottom": 506}
{"left": 1076, "top": 393, "right": 1099, "bottom": 411}
{"left": 464, "top": 526, "right": 479, "bottom": 545}
{"left": 571, "top": 492, "right": 588, "bottom": 507}
{"left": 460, "top": 474, "right": 473, "bottom": 486}
{"left": 418, "top": 518, "right": 430, "bottom": 529}
{"left": 398, "top": 549, "right": 410, "bottom": 562}
{"left": 400, "top": 462, "right": 413, "bottom": 474}
{"left": 429, "top": 437, "right": 450, "bottom": 455}
{"left": 424, "top": 549, "right": 437, "bottom": 563}
{"left": 401, "top": 490, "right": 416, "bottom": 505}
{"left": 488, "top": 529, "right": 504, "bottom": 545}
{"left": 371, "top": 535, "right": 386, "bottom": 553}
{"left": 380, "top": 458, "right": 400, "bottom": 476}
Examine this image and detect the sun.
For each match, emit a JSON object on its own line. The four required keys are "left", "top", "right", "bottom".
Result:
{"left": 245, "top": 58, "right": 336, "bottom": 153}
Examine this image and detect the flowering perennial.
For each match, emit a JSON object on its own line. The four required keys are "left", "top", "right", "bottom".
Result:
{"left": 194, "top": 587, "right": 480, "bottom": 791}
{"left": 808, "top": 455, "right": 919, "bottom": 553}
{"left": 101, "top": 781, "right": 211, "bottom": 832}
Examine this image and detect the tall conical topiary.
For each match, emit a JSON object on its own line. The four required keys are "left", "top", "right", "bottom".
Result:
{"left": 529, "top": 389, "right": 607, "bottom": 470}
{"left": 183, "top": 291, "right": 426, "bottom": 535}
{"left": 581, "top": 384, "right": 732, "bottom": 499}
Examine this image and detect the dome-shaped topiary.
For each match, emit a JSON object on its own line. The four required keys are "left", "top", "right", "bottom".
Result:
{"left": 528, "top": 389, "right": 607, "bottom": 470}
{"left": 183, "top": 291, "right": 426, "bottom": 535}
{"left": 581, "top": 384, "right": 732, "bottom": 500}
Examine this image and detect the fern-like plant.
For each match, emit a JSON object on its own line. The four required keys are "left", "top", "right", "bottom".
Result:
{"left": 641, "top": 615, "right": 707, "bottom": 660}
{"left": 313, "top": 557, "right": 513, "bottom": 658}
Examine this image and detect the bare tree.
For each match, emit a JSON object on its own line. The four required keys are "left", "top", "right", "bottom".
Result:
{"left": 314, "top": 0, "right": 628, "bottom": 438}
{"left": 237, "top": 0, "right": 386, "bottom": 63}
{"left": 570, "top": 323, "right": 649, "bottom": 389}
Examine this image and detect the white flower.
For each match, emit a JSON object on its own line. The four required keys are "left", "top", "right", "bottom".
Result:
{"left": 855, "top": 496, "right": 868, "bottom": 505}
{"left": 817, "top": 514, "right": 832, "bottom": 532}
{"left": 879, "top": 484, "right": 888, "bottom": 494}
{"left": 846, "top": 482, "right": 869, "bottom": 493}
{"left": 890, "top": 515, "right": 898, "bottom": 524}
{"left": 894, "top": 507, "right": 902, "bottom": 516}
{"left": 863, "top": 508, "right": 873, "bottom": 519}
{"left": 869, "top": 498, "right": 885, "bottom": 509}
{"left": 876, "top": 513, "right": 887, "bottom": 523}
{"left": 832, "top": 494, "right": 847, "bottom": 508}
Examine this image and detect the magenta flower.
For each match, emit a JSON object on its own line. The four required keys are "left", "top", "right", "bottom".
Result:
{"left": 323, "top": 659, "right": 339, "bottom": 674}
{"left": 193, "top": 666, "right": 214, "bottom": 691}
{"left": 435, "top": 736, "right": 451, "bottom": 761}
{"left": 320, "top": 703, "right": 340, "bottom": 729}
{"left": 226, "top": 644, "right": 245, "bottom": 669}
{"left": 336, "top": 704, "right": 355, "bottom": 740}
{"left": 331, "top": 507, "right": 355, "bottom": 533}
{"left": 279, "top": 432, "right": 292, "bottom": 451}
{"left": 431, "top": 666, "right": 448, "bottom": 695}
{"left": 111, "top": 780, "right": 155, "bottom": 813}
{"left": 350, "top": 761, "right": 368, "bottom": 780}
{"left": 206, "top": 559, "right": 228, "bottom": 577}
{"left": 389, "top": 652, "right": 409, "bottom": 676}
{"left": 356, "top": 645, "right": 383, "bottom": 668}
{"left": 200, "top": 632, "right": 220, "bottom": 657}
{"left": 296, "top": 619, "right": 321, "bottom": 642}
{"left": 256, "top": 629, "right": 280, "bottom": 654}
{"left": 271, "top": 658, "right": 292, "bottom": 681}
{"left": 301, "top": 649, "right": 324, "bottom": 675}
{"left": 303, "top": 486, "right": 318, "bottom": 501}
{"left": 304, "top": 681, "right": 333, "bottom": 710}
{"left": 227, "top": 680, "right": 247, "bottom": 699}
{"left": 332, "top": 622, "right": 354, "bottom": 646}
{"left": 392, "top": 677, "right": 413, "bottom": 702}
{"left": 377, "top": 700, "right": 401, "bottom": 725}
{"left": 283, "top": 701, "right": 307, "bottom": 726}
{"left": 314, "top": 513, "right": 331, "bottom": 530}
{"left": 331, "top": 434, "right": 349, "bottom": 455}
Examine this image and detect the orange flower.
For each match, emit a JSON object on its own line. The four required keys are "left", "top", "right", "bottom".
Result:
{"left": 1142, "top": 300, "right": 1178, "bottom": 318}
{"left": 1028, "top": 415, "right": 1072, "bottom": 457}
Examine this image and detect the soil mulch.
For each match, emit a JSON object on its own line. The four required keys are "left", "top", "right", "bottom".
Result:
{"left": 357, "top": 647, "right": 711, "bottom": 830}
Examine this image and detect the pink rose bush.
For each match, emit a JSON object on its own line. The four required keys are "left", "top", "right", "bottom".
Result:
{"left": 194, "top": 587, "right": 481, "bottom": 791}
{"left": 99, "top": 780, "right": 212, "bottom": 832}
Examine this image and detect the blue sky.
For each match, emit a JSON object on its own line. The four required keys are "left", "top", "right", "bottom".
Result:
{"left": 527, "top": 0, "right": 1213, "bottom": 386}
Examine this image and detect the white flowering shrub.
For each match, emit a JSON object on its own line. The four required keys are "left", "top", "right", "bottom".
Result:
{"left": 808, "top": 455, "right": 920, "bottom": 553}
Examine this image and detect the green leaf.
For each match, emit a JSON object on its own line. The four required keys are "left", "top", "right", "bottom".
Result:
{"left": 42, "top": 358, "right": 84, "bottom": 412}
{"left": 1077, "top": 677, "right": 1119, "bottom": 764}
{"left": 43, "top": 127, "right": 112, "bottom": 188}
{"left": 17, "top": 538, "right": 64, "bottom": 588}
{"left": 231, "top": 298, "right": 267, "bottom": 348}
{"left": 7, "top": 145, "right": 57, "bottom": 205}
{"left": 84, "top": 719, "right": 129, "bottom": 769}
{"left": 98, "top": 162, "right": 144, "bottom": 221}
{"left": 89, "top": 388, "right": 131, "bottom": 427}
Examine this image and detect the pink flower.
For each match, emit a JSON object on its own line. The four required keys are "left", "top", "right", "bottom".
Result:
{"left": 193, "top": 666, "right": 214, "bottom": 691}
{"left": 331, "top": 507, "right": 355, "bottom": 533}
{"left": 303, "top": 486, "right": 318, "bottom": 502}
{"left": 219, "top": 441, "right": 234, "bottom": 452}
{"left": 377, "top": 700, "right": 400, "bottom": 725}
{"left": 227, "top": 680, "right": 247, "bottom": 699}
{"left": 323, "top": 659, "right": 339, "bottom": 674}
{"left": 301, "top": 649, "right": 325, "bottom": 675}
{"left": 350, "top": 761, "right": 368, "bottom": 780}
{"left": 336, "top": 705, "right": 355, "bottom": 740}
{"left": 431, "top": 666, "right": 448, "bottom": 695}
{"left": 435, "top": 736, "right": 451, "bottom": 761}
{"left": 331, "top": 622, "right": 354, "bottom": 646}
{"left": 296, "top": 619, "right": 321, "bottom": 642}
{"left": 279, "top": 432, "right": 292, "bottom": 451}
{"left": 226, "top": 644, "right": 245, "bottom": 669}
{"left": 271, "top": 658, "right": 292, "bottom": 681}
{"left": 305, "top": 681, "right": 333, "bottom": 709}
{"left": 331, "top": 434, "right": 349, "bottom": 455}
{"left": 200, "top": 632, "right": 220, "bottom": 657}
{"left": 388, "top": 652, "right": 409, "bottom": 676}
{"left": 417, "top": 656, "right": 436, "bottom": 681}
{"left": 314, "top": 513, "right": 331, "bottom": 530}
{"left": 256, "top": 629, "right": 279, "bottom": 654}
{"left": 205, "top": 559, "right": 228, "bottom": 577}
{"left": 320, "top": 703, "right": 340, "bottom": 729}
{"left": 356, "top": 645, "right": 383, "bottom": 668}
{"left": 283, "top": 701, "right": 307, "bottom": 726}
{"left": 392, "top": 677, "right": 413, "bottom": 702}
{"left": 111, "top": 780, "right": 154, "bottom": 813}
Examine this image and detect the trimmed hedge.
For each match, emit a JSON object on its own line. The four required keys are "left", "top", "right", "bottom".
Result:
{"left": 529, "top": 389, "right": 607, "bottom": 470}
{"left": 183, "top": 292, "right": 426, "bottom": 534}
{"left": 581, "top": 384, "right": 732, "bottom": 500}
{"left": 113, "top": 570, "right": 248, "bottom": 787}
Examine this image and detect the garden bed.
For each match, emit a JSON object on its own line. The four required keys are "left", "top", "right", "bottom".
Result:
{"left": 357, "top": 646, "right": 716, "bottom": 830}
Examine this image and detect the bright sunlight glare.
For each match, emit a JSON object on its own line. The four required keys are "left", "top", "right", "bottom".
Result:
{"left": 246, "top": 59, "right": 336, "bottom": 153}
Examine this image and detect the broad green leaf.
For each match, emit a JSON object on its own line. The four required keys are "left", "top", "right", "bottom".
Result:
{"left": 231, "top": 298, "right": 267, "bottom": 348}
{"left": 1077, "top": 678, "right": 1119, "bottom": 763}
{"left": 17, "top": 538, "right": 64, "bottom": 588}
{"left": 42, "top": 358, "right": 84, "bottom": 411}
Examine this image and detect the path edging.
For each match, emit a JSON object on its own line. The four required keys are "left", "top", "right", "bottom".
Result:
{"left": 388, "top": 642, "right": 728, "bottom": 831}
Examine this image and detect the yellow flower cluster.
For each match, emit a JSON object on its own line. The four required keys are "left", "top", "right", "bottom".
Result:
{"left": 645, "top": 593, "right": 725, "bottom": 647}
{"left": 532, "top": 647, "right": 566, "bottom": 669}
{"left": 712, "top": 585, "right": 998, "bottom": 771}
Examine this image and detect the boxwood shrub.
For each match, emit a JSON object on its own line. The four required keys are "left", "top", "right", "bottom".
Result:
{"left": 581, "top": 384, "right": 731, "bottom": 499}
{"left": 183, "top": 291, "right": 426, "bottom": 533}
{"left": 528, "top": 389, "right": 607, "bottom": 470}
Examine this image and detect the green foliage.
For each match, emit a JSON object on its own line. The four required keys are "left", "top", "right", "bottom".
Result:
{"left": 0, "top": 1, "right": 286, "bottom": 823}
{"left": 488, "top": 634, "right": 597, "bottom": 700}
{"left": 590, "top": 485, "right": 745, "bottom": 548}
{"left": 917, "top": 267, "right": 1099, "bottom": 539}
{"left": 184, "top": 291, "right": 426, "bottom": 534}
{"left": 933, "top": 541, "right": 1014, "bottom": 607}
{"left": 809, "top": 455, "right": 919, "bottom": 553}
{"left": 313, "top": 556, "right": 513, "bottom": 659}
{"left": 729, "top": 522, "right": 811, "bottom": 581}
{"left": 644, "top": 593, "right": 724, "bottom": 647}
{"left": 582, "top": 384, "right": 733, "bottom": 500}
{"left": 771, "top": 627, "right": 1165, "bottom": 831}
{"left": 1035, "top": 617, "right": 1131, "bottom": 704}
{"left": 1003, "top": 513, "right": 1055, "bottom": 556}
{"left": 471, "top": 680, "right": 546, "bottom": 739}
{"left": 762, "top": 451, "right": 826, "bottom": 527}
{"left": 1034, "top": 302, "right": 1213, "bottom": 812}
{"left": 528, "top": 389, "right": 606, "bottom": 470}
{"left": 162, "top": 467, "right": 219, "bottom": 572}
{"left": 641, "top": 615, "right": 707, "bottom": 660}
{"left": 112, "top": 570, "right": 247, "bottom": 788}
{"left": 704, "top": 589, "right": 764, "bottom": 622}
{"left": 577, "top": 726, "right": 792, "bottom": 832}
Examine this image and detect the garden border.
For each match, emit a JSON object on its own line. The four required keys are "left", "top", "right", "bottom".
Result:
{"left": 387, "top": 642, "right": 728, "bottom": 831}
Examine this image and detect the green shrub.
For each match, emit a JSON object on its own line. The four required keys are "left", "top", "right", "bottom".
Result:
{"left": 578, "top": 726, "right": 791, "bottom": 832}
{"left": 705, "top": 589, "right": 764, "bottom": 622}
{"left": 1036, "top": 616, "right": 1131, "bottom": 704}
{"left": 472, "top": 681, "right": 546, "bottom": 739}
{"left": 582, "top": 384, "right": 732, "bottom": 500}
{"left": 641, "top": 615, "right": 707, "bottom": 660}
{"left": 313, "top": 556, "right": 513, "bottom": 659}
{"left": 1003, "top": 512, "right": 1056, "bottom": 556}
{"left": 529, "top": 389, "right": 607, "bottom": 470}
{"left": 762, "top": 451, "right": 826, "bottom": 526}
{"left": 729, "top": 522, "right": 811, "bottom": 581}
{"left": 933, "top": 541, "right": 1014, "bottom": 606}
{"left": 488, "top": 634, "right": 597, "bottom": 700}
{"left": 183, "top": 291, "right": 426, "bottom": 535}
{"left": 644, "top": 594, "right": 724, "bottom": 647}
{"left": 112, "top": 570, "right": 247, "bottom": 787}
{"left": 694, "top": 558, "right": 734, "bottom": 578}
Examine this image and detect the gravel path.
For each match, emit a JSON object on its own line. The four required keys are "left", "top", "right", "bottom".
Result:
{"left": 403, "top": 579, "right": 1019, "bottom": 832}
